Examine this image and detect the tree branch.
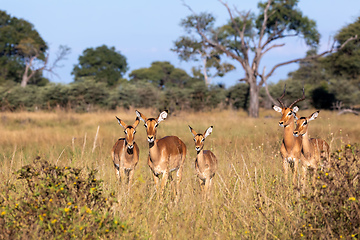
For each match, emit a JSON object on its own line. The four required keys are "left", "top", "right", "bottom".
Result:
{"left": 264, "top": 35, "right": 358, "bottom": 80}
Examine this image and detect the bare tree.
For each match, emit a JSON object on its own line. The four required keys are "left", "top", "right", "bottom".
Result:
{"left": 17, "top": 40, "right": 71, "bottom": 87}
{"left": 177, "top": 0, "right": 357, "bottom": 117}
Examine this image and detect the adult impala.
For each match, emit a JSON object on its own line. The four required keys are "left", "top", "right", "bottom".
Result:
{"left": 189, "top": 126, "right": 218, "bottom": 199}
{"left": 111, "top": 116, "right": 140, "bottom": 192}
{"left": 293, "top": 111, "right": 330, "bottom": 186}
{"left": 136, "top": 110, "right": 187, "bottom": 197}
{"left": 273, "top": 86, "right": 305, "bottom": 185}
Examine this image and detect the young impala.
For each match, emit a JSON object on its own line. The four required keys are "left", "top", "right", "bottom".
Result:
{"left": 111, "top": 117, "right": 140, "bottom": 192}
{"left": 273, "top": 85, "right": 305, "bottom": 185}
{"left": 135, "top": 110, "right": 187, "bottom": 197}
{"left": 189, "top": 126, "right": 218, "bottom": 199}
{"left": 293, "top": 111, "right": 330, "bottom": 186}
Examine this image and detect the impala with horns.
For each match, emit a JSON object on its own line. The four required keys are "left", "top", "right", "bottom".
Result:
{"left": 189, "top": 126, "right": 218, "bottom": 199}
{"left": 273, "top": 85, "right": 305, "bottom": 185}
{"left": 111, "top": 117, "right": 140, "bottom": 191}
{"left": 136, "top": 110, "right": 187, "bottom": 197}
{"left": 293, "top": 111, "right": 330, "bottom": 186}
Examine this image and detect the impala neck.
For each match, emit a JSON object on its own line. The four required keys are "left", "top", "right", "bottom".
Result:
{"left": 283, "top": 119, "right": 298, "bottom": 148}
{"left": 301, "top": 131, "right": 312, "bottom": 158}
{"left": 195, "top": 149, "right": 207, "bottom": 168}
{"left": 148, "top": 140, "right": 160, "bottom": 162}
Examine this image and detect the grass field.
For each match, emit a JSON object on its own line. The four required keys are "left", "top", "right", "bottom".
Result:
{"left": 0, "top": 108, "right": 359, "bottom": 239}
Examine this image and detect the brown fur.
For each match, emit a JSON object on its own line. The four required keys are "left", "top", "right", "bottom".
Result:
{"left": 273, "top": 106, "right": 303, "bottom": 185}
{"left": 189, "top": 126, "right": 218, "bottom": 199}
{"left": 111, "top": 117, "right": 140, "bottom": 192}
{"left": 136, "top": 110, "right": 187, "bottom": 197}
{"left": 293, "top": 111, "right": 330, "bottom": 187}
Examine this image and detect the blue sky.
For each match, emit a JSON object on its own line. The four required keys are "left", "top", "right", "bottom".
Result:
{"left": 2, "top": 0, "right": 360, "bottom": 87}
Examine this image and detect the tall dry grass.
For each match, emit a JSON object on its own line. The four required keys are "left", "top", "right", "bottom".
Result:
{"left": 0, "top": 108, "right": 359, "bottom": 238}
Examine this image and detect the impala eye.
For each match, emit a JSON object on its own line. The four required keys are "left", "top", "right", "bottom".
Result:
{"left": 303, "top": 121, "right": 307, "bottom": 126}
{"left": 144, "top": 124, "right": 147, "bottom": 128}
{"left": 155, "top": 123, "right": 158, "bottom": 128}
{"left": 124, "top": 130, "right": 127, "bottom": 134}
{"left": 133, "top": 130, "right": 136, "bottom": 134}
{"left": 193, "top": 139, "right": 196, "bottom": 142}
{"left": 201, "top": 138, "right": 205, "bottom": 142}
{"left": 287, "top": 111, "right": 292, "bottom": 116}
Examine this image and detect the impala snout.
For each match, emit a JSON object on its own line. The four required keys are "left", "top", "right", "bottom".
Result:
{"left": 195, "top": 146, "right": 201, "bottom": 152}
{"left": 279, "top": 121, "right": 284, "bottom": 127}
{"left": 147, "top": 136, "right": 154, "bottom": 143}
{"left": 127, "top": 144, "right": 134, "bottom": 149}
{"left": 293, "top": 131, "right": 299, "bottom": 137}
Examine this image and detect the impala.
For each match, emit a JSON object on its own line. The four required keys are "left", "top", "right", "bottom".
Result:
{"left": 135, "top": 110, "right": 187, "bottom": 197}
{"left": 273, "top": 86, "right": 305, "bottom": 185}
{"left": 189, "top": 125, "right": 218, "bottom": 199}
{"left": 111, "top": 116, "right": 140, "bottom": 191}
{"left": 293, "top": 111, "right": 330, "bottom": 185}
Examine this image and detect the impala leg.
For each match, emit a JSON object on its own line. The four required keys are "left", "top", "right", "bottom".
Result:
{"left": 301, "top": 165, "right": 308, "bottom": 190}
{"left": 128, "top": 169, "right": 134, "bottom": 193}
{"left": 204, "top": 178, "right": 210, "bottom": 200}
{"left": 292, "top": 158, "right": 299, "bottom": 187}
{"left": 153, "top": 173, "right": 160, "bottom": 193}
{"left": 176, "top": 166, "right": 183, "bottom": 198}
{"left": 283, "top": 159, "right": 289, "bottom": 182}
{"left": 160, "top": 171, "right": 169, "bottom": 196}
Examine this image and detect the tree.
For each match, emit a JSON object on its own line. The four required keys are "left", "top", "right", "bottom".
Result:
{"left": 172, "top": 35, "right": 235, "bottom": 86}
{"left": 72, "top": 45, "right": 128, "bottom": 86}
{"left": 129, "top": 61, "right": 192, "bottom": 88}
{"left": 18, "top": 41, "right": 70, "bottom": 87}
{"left": 0, "top": 10, "right": 46, "bottom": 85}
{"left": 0, "top": 11, "right": 70, "bottom": 87}
{"left": 322, "top": 17, "right": 360, "bottom": 80}
{"left": 174, "top": 0, "right": 356, "bottom": 117}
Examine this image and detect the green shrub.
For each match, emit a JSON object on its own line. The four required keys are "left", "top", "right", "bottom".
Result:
{"left": 298, "top": 144, "right": 360, "bottom": 239}
{"left": 0, "top": 157, "right": 128, "bottom": 239}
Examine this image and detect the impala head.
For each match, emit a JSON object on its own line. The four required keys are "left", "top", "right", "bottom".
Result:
{"left": 115, "top": 116, "right": 140, "bottom": 149}
{"left": 293, "top": 111, "right": 319, "bottom": 137}
{"left": 189, "top": 125, "right": 213, "bottom": 153}
{"left": 273, "top": 85, "right": 305, "bottom": 127}
{"left": 135, "top": 110, "right": 168, "bottom": 143}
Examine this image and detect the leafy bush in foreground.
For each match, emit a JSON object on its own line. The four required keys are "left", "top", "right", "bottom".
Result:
{"left": 0, "top": 157, "right": 129, "bottom": 239}
{"left": 298, "top": 144, "right": 360, "bottom": 239}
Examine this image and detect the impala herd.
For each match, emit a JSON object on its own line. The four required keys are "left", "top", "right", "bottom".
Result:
{"left": 111, "top": 86, "right": 330, "bottom": 198}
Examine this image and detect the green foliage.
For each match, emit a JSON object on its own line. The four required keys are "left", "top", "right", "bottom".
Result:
{"left": 324, "top": 17, "right": 360, "bottom": 79}
{"left": 299, "top": 144, "right": 360, "bottom": 239}
{"left": 257, "top": 0, "right": 319, "bottom": 47}
{"left": 0, "top": 157, "right": 128, "bottom": 239}
{"left": 0, "top": 10, "right": 47, "bottom": 84}
{"left": 226, "top": 83, "right": 249, "bottom": 110}
{"left": 129, "top": 61, "right": 192, "bottom": 89}
{"left": 72, "top": 45, "right": 128, "bottom": 86}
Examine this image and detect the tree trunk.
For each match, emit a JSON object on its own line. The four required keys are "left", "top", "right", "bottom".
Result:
{"left": 21, "top": 69, "right": 30, "bottom": 87}
{"left": 248, "top": 81, "right": 259, "bottom": 118}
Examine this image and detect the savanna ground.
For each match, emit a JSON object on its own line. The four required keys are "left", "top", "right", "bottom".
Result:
{"left": 0, "top": 108, "right": 359, "bottom": 239}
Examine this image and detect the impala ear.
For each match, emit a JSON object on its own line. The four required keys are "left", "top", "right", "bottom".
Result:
{"left": 309, "top": 111, "right": 319, "bottom": 121}
{"left": 115, "top": 116, "right": 126, "bottom": 129}
{"left": 189, "top": 125, "right": 197, "bottom": 137}
{"left": 135, "top": 110, "right": 146, "bottom": 123}
{"left": 133, "top": 117, "right": 140, "bottom": 128}
{"left": 204, "top": 126, "right": 213, "bottom": 139}
{"left": 157, "top": 110, "right": 168, "bottom": 123}
{"left": 273, "top": 105, "right": 282, "bottom": 113}
{"left": 292, "top": 106, "right": 299, "bottom": 113}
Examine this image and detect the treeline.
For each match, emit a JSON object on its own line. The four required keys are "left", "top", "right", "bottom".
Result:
{"left": 2, "top": 74, "right": 359, "bottom": 112}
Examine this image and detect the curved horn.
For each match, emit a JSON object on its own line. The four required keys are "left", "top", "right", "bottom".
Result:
{"left": 277, "top": 84, "right": 286, "bottom": 108}
{"left": 289, "top": 87, "right": 305, "bottom": 109}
